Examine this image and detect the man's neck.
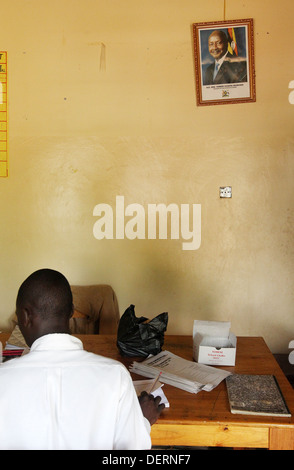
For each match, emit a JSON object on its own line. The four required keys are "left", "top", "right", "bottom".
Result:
{"left": 28, "top": 323, "right": 71, "bottom": 346}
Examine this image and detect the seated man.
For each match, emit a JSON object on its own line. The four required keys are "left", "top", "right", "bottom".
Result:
{"left": 0, "top": 269, "right": 164, "bottom": 450}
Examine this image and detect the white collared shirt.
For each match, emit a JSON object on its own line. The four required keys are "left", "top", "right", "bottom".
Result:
{"left": 0, "top": 334, "right": 151, "bottom": 450}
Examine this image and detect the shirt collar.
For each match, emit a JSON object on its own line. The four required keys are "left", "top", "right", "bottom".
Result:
{"left": 215, "top": 51, "right": 229, "bottom": 66}
{"left": 30, "top": 333, "right": 83, "bottom": 352}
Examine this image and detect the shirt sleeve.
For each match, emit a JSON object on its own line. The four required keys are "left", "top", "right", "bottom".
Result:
{"left": 113, "top": 367, "right": 152, "bottom": 450}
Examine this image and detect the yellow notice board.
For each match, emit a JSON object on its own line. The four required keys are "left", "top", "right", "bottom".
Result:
{"left": 0, "top": 52, "right": 8, "bottom": 177}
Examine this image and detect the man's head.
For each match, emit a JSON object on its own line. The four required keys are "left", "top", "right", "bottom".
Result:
{"left": 208, "top": 30, "right": 228, "bottom": 61}
{"left": 16, "top": 269, "right": 74, "bottom": 346}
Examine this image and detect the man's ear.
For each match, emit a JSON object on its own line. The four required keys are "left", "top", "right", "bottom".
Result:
{"left": 18, "top": 306, "right": 33, "bottom": 328}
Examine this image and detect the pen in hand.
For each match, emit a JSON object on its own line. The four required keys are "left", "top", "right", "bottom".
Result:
{"left": 148, "top": 371, "right": 162, "bottom": 394}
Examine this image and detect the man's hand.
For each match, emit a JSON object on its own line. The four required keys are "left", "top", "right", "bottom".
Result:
{"left": 138, "top": 391, "right": 165, "bottom": 425}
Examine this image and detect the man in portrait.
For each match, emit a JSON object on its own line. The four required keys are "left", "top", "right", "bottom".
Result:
{"left": 203, "top": 29, "right": 247, "bottom": 86}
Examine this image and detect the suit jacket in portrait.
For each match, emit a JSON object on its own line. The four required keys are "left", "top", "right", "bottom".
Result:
{"left": 203, "top": 53, "right": 247, "bottom": 86}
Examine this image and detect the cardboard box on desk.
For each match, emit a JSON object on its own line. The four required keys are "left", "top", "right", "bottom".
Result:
{"left": 193, "top": 320, "right": 237, "bottom": 366}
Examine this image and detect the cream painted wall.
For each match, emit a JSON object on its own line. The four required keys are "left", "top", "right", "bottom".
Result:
{"left": 0, "top": 0, "right": 294, "bottom": 352}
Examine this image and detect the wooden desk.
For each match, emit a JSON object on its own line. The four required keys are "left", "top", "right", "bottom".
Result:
{"left": 75, "top": 335, "right": 294, "bottom": 450}
{"left": 1, "top": 333, "right": 294, "bottom": 450}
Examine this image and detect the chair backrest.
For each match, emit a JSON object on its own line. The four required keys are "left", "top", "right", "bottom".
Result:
{"left": 70, "top": 285, "right": 120, "bottom": 334}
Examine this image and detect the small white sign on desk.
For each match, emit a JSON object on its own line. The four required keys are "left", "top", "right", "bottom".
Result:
{"left": 193, "top": 320, "right": 237, "bottom": 366}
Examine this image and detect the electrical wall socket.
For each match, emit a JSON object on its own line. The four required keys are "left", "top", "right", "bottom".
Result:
{"left": 219, "top": 186, "right": 232, "bottom": 198}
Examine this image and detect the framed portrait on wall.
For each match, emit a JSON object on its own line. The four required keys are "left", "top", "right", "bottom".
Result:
{"left": 193, "top": 18, "right": 256, "bottom": 106}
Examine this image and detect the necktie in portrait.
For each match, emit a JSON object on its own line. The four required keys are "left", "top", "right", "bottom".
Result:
{"left": 213, "top": 62, "right": 220, "bottom": 80}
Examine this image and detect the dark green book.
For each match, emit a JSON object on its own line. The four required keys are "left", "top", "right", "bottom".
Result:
{"left": 226, "top": 374, "right": 291, "bottom": 417}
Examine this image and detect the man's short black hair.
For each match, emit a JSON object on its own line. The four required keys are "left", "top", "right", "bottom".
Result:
{"left": 16, "top": 269, "right": 73, "bottom": 319}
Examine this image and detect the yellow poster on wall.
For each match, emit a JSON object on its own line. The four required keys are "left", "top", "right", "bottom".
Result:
{"left": 0, "top": 52, "right": 8, "bottom": 177}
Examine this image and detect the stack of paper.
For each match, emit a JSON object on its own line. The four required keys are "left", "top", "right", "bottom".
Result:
{"left": 5, "top": 325, "right": 28, "bottom": 350}
{"left": 130, "top": 350, "right": 231, "bottom": 394}
{"left": 2, "top": 326, "right": 29, "bottom": 359}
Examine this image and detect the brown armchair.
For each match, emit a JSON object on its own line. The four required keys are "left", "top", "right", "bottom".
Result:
{"left": 70, "top": 285, "right": 120, "bottom": 334}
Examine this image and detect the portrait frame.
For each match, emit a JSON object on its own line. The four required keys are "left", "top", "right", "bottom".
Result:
{"left": 193, "top": 18, "right": 256, "bottom": 106}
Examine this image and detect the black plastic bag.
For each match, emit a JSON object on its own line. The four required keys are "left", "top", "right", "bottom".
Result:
{"left": 117, "top": 304, "right": 168, "bottom": 357}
